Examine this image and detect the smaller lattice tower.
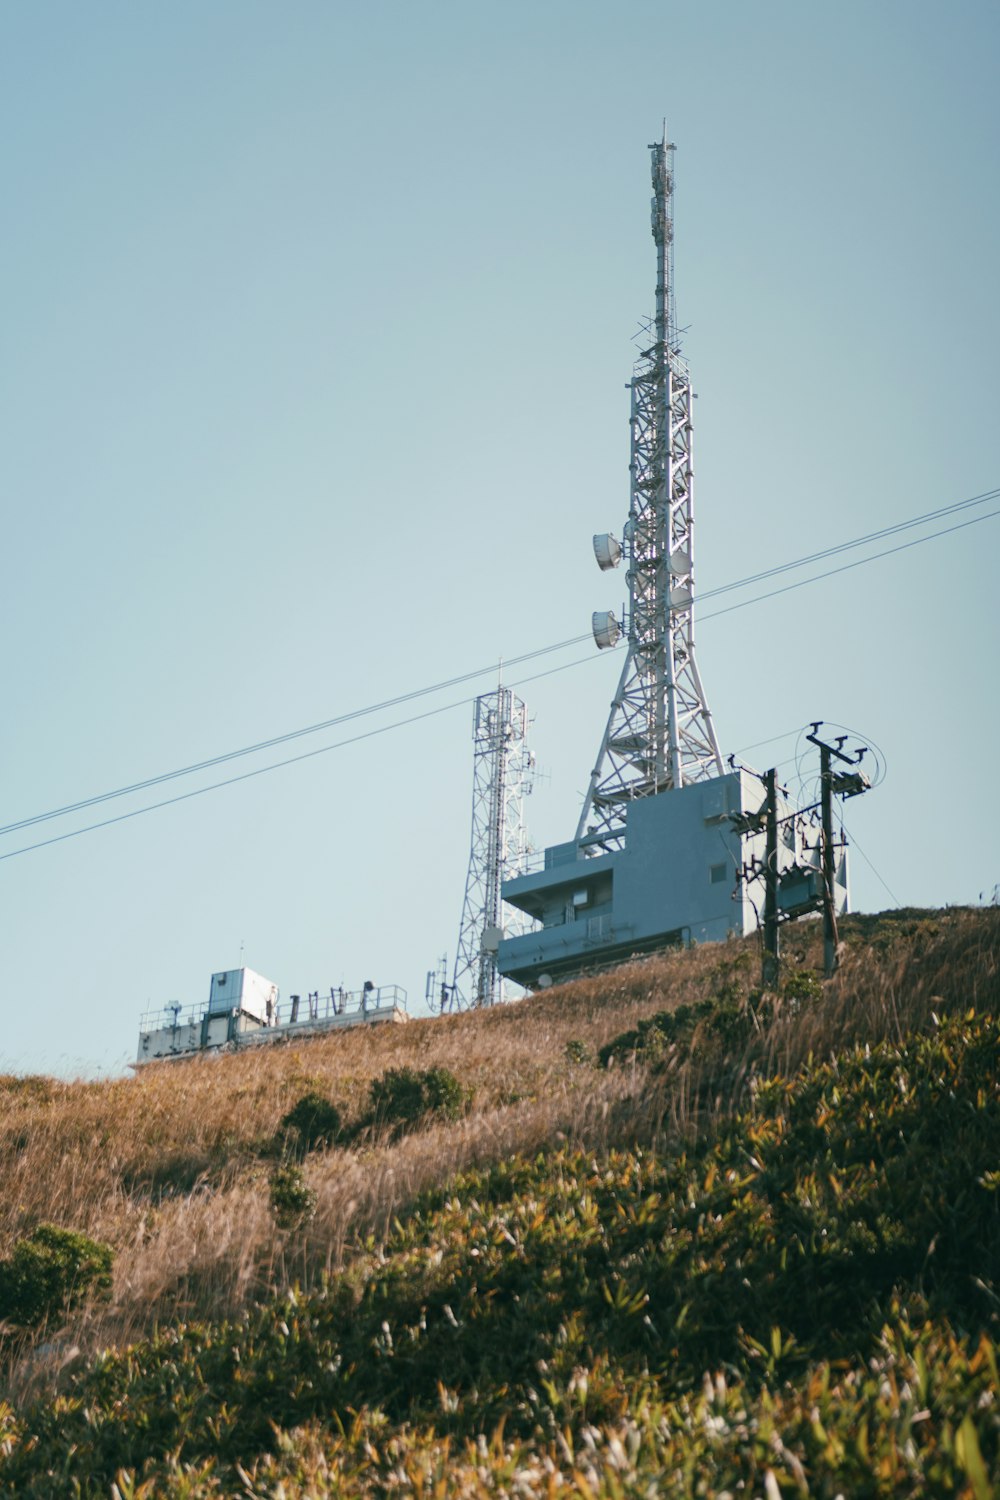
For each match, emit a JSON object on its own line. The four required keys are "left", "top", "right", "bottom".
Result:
{"left": 450, "top": 679, "right": 533, "bottom": 1008}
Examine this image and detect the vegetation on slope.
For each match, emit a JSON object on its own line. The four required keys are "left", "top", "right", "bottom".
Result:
{"left": 0, "top": 908, "right": 997, "bottom": 1494}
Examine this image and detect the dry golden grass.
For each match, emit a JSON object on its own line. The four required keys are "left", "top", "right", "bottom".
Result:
{"left": 0, "top": 904, "right": 997, "bottom": 1398}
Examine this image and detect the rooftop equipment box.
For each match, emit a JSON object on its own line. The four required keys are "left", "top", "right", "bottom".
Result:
{"left": 208, "top": 968, "right": 278, "bottom": 1024}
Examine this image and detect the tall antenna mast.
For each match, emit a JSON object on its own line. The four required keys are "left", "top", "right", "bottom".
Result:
{"left": 577, "top": 128, "right": 723, "bottom": 852}
{"left": 450, "top": 678, "right": 533, "bottom": 1008}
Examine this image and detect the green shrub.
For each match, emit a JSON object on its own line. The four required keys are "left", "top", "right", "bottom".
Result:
{"left": 780, "top": 966, "right": 823, "bottom": 1004}
{"left": 564, "top": 1039, "right": 593, "bottom": 1066}
{"left": 278, "top": 1091, "right": 342, "bottom": 1156}
{"left": 367, "top": 1066, "right": 466, "bottom": 1136}
{"left": 600, "top": 974, "right": 819, "bottom": 1069}
{"left": 268, "top": 1165, "right": 317, "bottom": 1229}
{"left": 599, "top": 998, "right": 716, "bottom": 1066}
{"left": 421, "top": 1066, "right": 467, "bottom": 1118}
{"left": 0, "top": 1224, "right": 113, "bottom": 1328}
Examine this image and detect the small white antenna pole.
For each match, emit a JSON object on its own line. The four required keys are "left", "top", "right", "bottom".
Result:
{"left": 451, "top": 673, "right": 534, "bottom": 1008}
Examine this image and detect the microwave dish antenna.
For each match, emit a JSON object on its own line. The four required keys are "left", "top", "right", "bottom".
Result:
{"left": 592, "top": 533, "right": 623, "bottom": 571}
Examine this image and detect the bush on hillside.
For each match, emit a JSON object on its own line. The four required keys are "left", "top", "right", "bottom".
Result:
{"left": 600, "top": 962, "right": 824, "bottom": 1067}
{"left": 599, "top": 996, "right": 721, "bottom": 1066}
{"left": 0, "top": 1224, "right": 113, "bottom": 1329}
{"left": 367, "top": 1065, "right": 466, "bottom": 1136}
{"left": 780, "top": 966, "right": 823, "bottom": 1003}
{"left": 278, "top": 1091, "right": 343, "bottom": 1156}
{"left": 269, "top": 1165, "right": 317, "bottom": 1229}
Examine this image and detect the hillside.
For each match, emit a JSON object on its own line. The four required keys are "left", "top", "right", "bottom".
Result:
{"left": 0, "top": 907, "right": 998, "bottom": 1496}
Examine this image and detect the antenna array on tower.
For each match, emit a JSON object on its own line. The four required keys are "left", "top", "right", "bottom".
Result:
{"left": 448, "top": 683, "right": 534, "bottom": 1009}
{"left": 577, "top": 132, "right": 723, "bottom": 853}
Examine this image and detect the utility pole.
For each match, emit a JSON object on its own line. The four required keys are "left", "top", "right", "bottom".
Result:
{"left": 805, "top": 724, "right": 870, "bottom": 978}
{"left": 818, "top": 740, "right": 839, "bottom": 976}
{"left": 762, "top": 767, "right": 780, "bottom": 986}
{"left": 737, "top": 725, "right": 872, "bottom": 987}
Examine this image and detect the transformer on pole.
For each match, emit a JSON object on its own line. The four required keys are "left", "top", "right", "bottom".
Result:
{"left": 449, "top": 679, "right": 534, "bottom": 1009}
{"left": 577, "top": 128, "right": 723, "bottom": 854}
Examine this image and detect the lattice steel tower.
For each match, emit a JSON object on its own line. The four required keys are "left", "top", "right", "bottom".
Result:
{"left": 576, "top": 129, "right": 724, "bottom": 853}
{"left": 451, "top": 680, "right": 533, "bottom": 1008}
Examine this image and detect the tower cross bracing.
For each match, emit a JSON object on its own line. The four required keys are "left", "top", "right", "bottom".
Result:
{"left": 577, "top": 132, "right": 723, "bottom": 852}
{"left": 451, "top": 683, "right": 533, "bottom": 1008}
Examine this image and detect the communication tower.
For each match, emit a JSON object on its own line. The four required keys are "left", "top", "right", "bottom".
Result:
{"left": 496, "top": 131, "right": 861, "bottom": 993}
{"left": 577, "top": 128, "right": 723, "bottom": 853}
{"left": 449, "top": 679, "right": 534, "bottom": 1008}
{"left": 497, "top": 131, "right": 764, "bottom": 989}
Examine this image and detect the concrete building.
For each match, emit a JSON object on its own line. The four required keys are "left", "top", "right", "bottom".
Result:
{"left": 498, "top": 771, "right": 765, "bottom": 988}
{"left": 498, "top": 770, "right": 848, "bottom": 989}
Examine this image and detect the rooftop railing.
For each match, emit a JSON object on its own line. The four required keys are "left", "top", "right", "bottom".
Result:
{"left": 139, "top": 983, "right": 407, "bottom": 1036}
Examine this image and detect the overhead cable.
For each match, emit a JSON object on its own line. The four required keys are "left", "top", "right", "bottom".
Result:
{"left": 1, "top": 490, "right": 996, "bottom": 859}
{"left": 699, "top": 505, "right": 999, "bottom": 623}
{"left": 0, "top": 633, "right": 588, "bottom": 838}
{"left": 840, "top": 818, "right": 902, "bottom": 908}
{"left": 699, "top": 485, "right": 999, "bottom": 601}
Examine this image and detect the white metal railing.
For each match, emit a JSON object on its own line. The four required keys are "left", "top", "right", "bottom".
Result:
{"left": 139, "top": 983, "right": 407, "bottom": 1036}
{"left": 511, "top": 850, "right": 546, "bottom": 875}
{"left": 506, "top": 844, "right": 580, "bottom": 877}
{"left": 587, "top": 914, "right": 614, "bottom": 942}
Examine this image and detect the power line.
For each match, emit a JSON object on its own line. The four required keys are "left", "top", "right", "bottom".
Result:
{"left": 698, "top": 485, "right": 1000, "bottom": 602}
{"left": 698, "top": 506, "right": 1000, "bottom": 623}
{"left": 4, "top": 488, "right": 993, "bottom": 843}
{"left": 1, "top": 491, "right": 996, "bottom": 861}
{"left": 0, "top": 633, "right": 588, "bottom": 839}
{"left": 842, "top": 818, "right": 902, "bottom": 909}
{"left": 0, "top": 694, "right": 479, "bottom": 863}
{"left": 0, "top": 649, "right": 629, "bottom": 863}
{"left": 731, "top": 728, "right": 802, "bottom": 755}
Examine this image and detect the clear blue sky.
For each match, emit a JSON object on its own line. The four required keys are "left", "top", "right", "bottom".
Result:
{"left": 2, "top": 1, "right": 997, "bottom": 1076}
